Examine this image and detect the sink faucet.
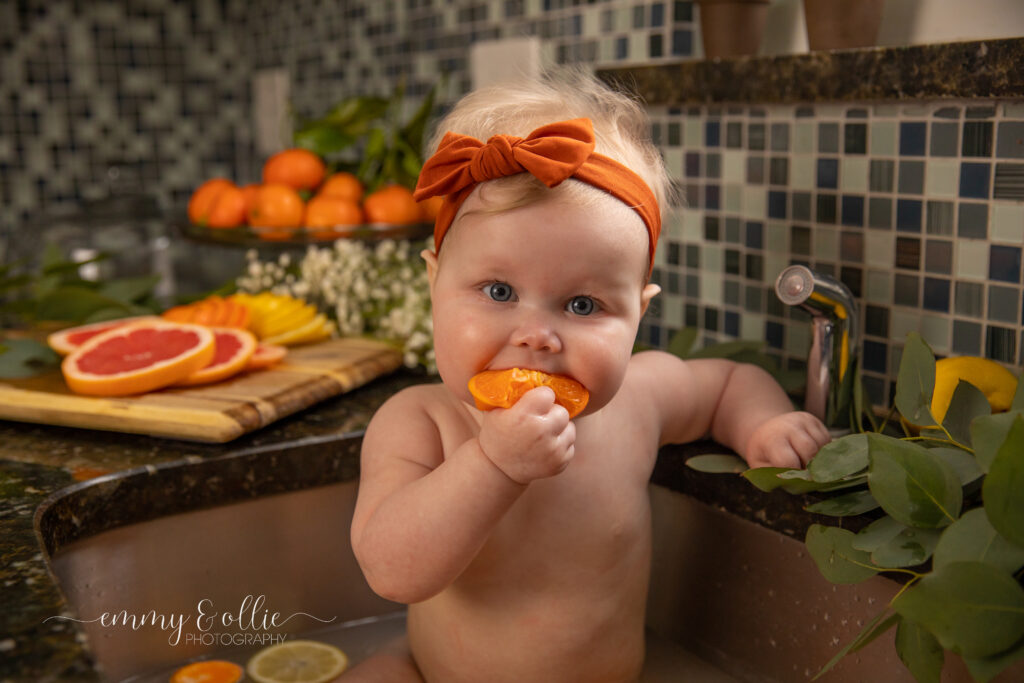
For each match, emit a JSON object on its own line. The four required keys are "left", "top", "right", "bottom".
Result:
{"left": 774, "top": 265, "right": 859, "bottom": 430}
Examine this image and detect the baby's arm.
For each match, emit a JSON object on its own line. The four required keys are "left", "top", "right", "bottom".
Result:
{"left": 633, "top": 351, "right": 830, "bottom": 469}
{"left": 350, "top": 386, "right": 572, "bottom": 604}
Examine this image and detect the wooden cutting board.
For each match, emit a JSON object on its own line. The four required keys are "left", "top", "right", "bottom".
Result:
{"left": 0, "top": 337, "right": 403, "bottom": 442}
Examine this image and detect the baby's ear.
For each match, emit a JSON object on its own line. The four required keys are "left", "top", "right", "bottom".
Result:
{"left": 640, "top": 283, "right": 661, "bottom": 316}
{"left": 421, "top": 249, "right": 439, "bottom": 289}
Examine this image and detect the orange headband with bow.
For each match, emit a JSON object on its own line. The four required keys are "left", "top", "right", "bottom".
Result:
{"left": 412, "top": 118, "right": 661, "bottom": 272}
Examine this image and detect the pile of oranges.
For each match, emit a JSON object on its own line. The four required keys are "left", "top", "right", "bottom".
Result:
{"left": 187, "top": 149, "right": 442, "bottom": 241}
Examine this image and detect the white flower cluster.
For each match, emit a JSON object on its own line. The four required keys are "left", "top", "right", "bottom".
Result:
{"left": 237, "top": 240, "right": 435, "bottom": 372}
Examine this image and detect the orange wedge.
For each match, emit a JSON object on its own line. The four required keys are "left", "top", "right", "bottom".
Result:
{"left": 170, "top": 659, "right": 244, "bottom": 683}
{"left": 468, "top": 368, "right": 589, "bottom": 418}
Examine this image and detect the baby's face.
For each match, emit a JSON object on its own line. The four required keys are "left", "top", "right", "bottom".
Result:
{"left": 425, "top": 191, "right": 657, "bottom": 415}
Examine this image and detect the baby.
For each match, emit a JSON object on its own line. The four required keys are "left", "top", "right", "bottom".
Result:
{"left": 347, "top": 70, "right": 831, "bottom": 682}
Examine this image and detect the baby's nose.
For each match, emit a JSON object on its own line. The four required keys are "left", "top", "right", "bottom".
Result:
{"left": 510, "top": 314, "right": 562, "bottom": 353}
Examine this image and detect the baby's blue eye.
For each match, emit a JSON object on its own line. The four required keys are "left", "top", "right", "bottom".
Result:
{"left": 486, "top": 282, "right": 514, "bottom": 302}
{"left": 568, "top": 296, "right": 596, "bottom": 316}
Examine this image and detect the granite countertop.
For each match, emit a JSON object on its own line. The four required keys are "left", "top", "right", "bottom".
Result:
{"left": 0, "top": 367, "right": 842, "bottom": 682}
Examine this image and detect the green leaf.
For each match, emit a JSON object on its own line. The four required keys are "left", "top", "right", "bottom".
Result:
{"left": 871, "top": 526, "right": 941, "bottom": 568}
{"left": 685, "top": 454, "right": 748, "bottom": 474}
{"left": 982, "top": 415, "right": 1024, "bottom": 548}
{"left": 666, "top": 327, "right": 698, "bottom": 358}
{"left": 963, "top": 635, "right": 1024, "bottom": 683}
{"left": 942, "top": 379, "right": 991, "bottom": 446}
{"left": 98, "top": 275, "right": 161, "bottom": 304}
{"left": 808, "top": 433, "right": 868, "bottom": 482}
{"left": 933, "top": 508, "right": 1024, "bottom": 574}
{"left": 893, "top": 561, "right": 1024, "bottom": 658}
{"left": 805, "top": 489, "right": 879, "bottom": 516}
{"left": 895, "top": 619, "right": 944, "bottom": 683}
{"left": 0, "top": 339, "right": 60, "bottom": 379}
{"left": 34, "top": 286, "right": 131, "bottom": 322}
{"left": 928, "top": 447, "right": 984, "bottom": 486}
{"left": 812, "top": 611, "right": 900, "bottom": 680}
{"left": 895, "top": 332, "right": 937, "bottom": 426}
{"left": 853, "top": 515, "right": 905, "bottom": 552}
{"left": 867, "top": 433, "right": 962, "bottom": 528}
{"left": 1012, "top": 375, "right": 1024, "bottom": 411}
{"left": 743, "top": 467, "right": 827, "bottom": 494}
{"left": 972, "top": 411, "right": 1022, "bottom": 472}
{"left": 687, "top": 338, "right": 764, "bottom": 359}
{"left": 805, "top": 524, "right": 881, "bottom": 584}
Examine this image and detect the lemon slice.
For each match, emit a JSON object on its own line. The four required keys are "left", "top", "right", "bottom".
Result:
{"left": 246, "top": 640, "right": 348, "bottom": 683}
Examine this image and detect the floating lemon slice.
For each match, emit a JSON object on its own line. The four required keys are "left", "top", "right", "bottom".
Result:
{"left": 246, "top": 640, "right": 348, "bottom": 683}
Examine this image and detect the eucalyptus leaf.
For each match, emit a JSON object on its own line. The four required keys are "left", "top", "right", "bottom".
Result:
{"left": 98, "top": 274, "right": 161, "bottom": 304}
{"left": 808, "top": 433, "right": 868, "bottom": 482}
{"left": 687, "top": 339, "right": 764, "bottom": 359}
{"left": 972, "top": 411, "right": 1022, "bottom": 472}
{"left": 293, "top": 125, "right": 357, "bottom": 157}
{"left": 805, "top": 524, "right": 880, "bottom": 584}
{"left": 685, "top": 454, "right": 748, "bottom": 474}
{"left": 804, "top": 489, "right": 879, "bottom": 517}
{"left": 982, "top": 415, "right": 1024, "bottom": 548}
{"left": 854, "top": 515, "right": 905, "bottom": 552}
{"left": 895, "top": 619, "right": 944, "bottom": 683}
{"left": 743, "top": 467, "right": 834, "bottom": 494}
{"left": 1013, "top": 377, "right": 1024, "bottom": 411}
{"left": 892, "top": 561, "right": 1024, "bottom": 659}
{"left": 942, "top": 379, "right": 991, "bottom": 447}
{"left": 0, "top": 339, "right": 60, "bottom": 379}
{"left": 871, "top": 526, "right": 941, "bottom": 568}
{"left": 34, "top": 286, "right": 131, "bottom": 322}
{"left": 963, "top": 635, "right": 1024, "bottom": 683}
{"left": 894, "top": 332, "right": 937, "bottom": 427}
{"left": 812, "top": 611, "right": 900, "bottom": 680}
{"left": 867, "top": 433, "right": 962, "bottom": 528}
{"left": 933, "top": 508, "right": 1024, "bottom": 574}
{"left": 667, "top": 327, "right": 698, "bottom": 358}
{"left": 928, "top": 447, "right": 984, "bottom": 486}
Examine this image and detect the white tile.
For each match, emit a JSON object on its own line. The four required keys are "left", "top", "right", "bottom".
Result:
{"left": 956, "top": 240, "right": 989, "bottom": 279}
{"left": 925, "top": 159, "right": 959, "bottom": 198}
{"left": 791, "top": 156, "right": 815, "bottom": 190}
{"left": 991, "top": 202, "right": 1024, "bottom": 243}
{"left": 840, "top": 157, "right": 868, "bottom": 193}
{"left": 742, "top": 186, "right": 767, "bottom": 220}
{"left": 865, "top": 231, "right": 893, "bottom": 268}
{"left": 722, "top": 150, "right": 745, "bottom": 183}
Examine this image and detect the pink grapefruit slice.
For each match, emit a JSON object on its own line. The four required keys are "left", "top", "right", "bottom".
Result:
{"left": 47, "top": 316, "right": 161, "bottom": 356}
{"left": 246, "top": 343, "right": 287, "bottom": 370}
{"left": 62, "top": 321, "right": 216, "bottom": 396}
{"left": 175, "top": 327, "right": 258, "bottom": 386}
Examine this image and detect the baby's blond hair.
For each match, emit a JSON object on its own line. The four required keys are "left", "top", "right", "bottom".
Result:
{"left": 427, "top": 67, "right": 670, "bottom": 226}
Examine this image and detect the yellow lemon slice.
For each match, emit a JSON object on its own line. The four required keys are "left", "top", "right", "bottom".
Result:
{"left": 932, "top": 356, "right": 1019, "bottom": 423}
{"left": 246, "top": 640, "right": 348, "bottom": 683}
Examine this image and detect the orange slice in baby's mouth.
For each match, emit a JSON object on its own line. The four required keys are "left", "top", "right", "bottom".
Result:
{"left": 468, "top": 368, "right": 589, "bottom": 418}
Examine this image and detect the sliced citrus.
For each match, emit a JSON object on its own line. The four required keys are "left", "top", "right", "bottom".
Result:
{"left": 47, "top": 316, "right": 161, "bottom": 356}
{"left": 262, "top": 313, "right": 331, "bottom": 346}
{"left": 246, "top": 343, "right": 287, "bottom": 370}
{"left": 170, "top": 659, "right": 244, "bottom": 683}
{"left": 246, "top": 640, "right": 348, "bottom": 683}
{"left": 468, "top": 368, "right": 589, "bottom": 418}
{"left": 62, "top": 321, "right": 215, "bottom": 396}
{"left": 175, "top": 327, "right": 257, "bottom": 386}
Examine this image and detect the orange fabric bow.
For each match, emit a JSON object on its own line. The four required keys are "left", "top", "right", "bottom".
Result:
{"left": 413, "top": 118, "right": 661, "bottom": 272}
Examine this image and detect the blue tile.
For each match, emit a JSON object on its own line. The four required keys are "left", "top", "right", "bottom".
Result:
{"left": 766, "top": 321, "right": 784, "bottom": 349}
{"left": 706, "top": 120, "right": 720, "bottom": 147}
{"left": 816, "top": 158, "right": 838, "bottom": 188}
{"left": 896, "top": 199, "right": 922, "bottom": 232}
{"left": 724, "top": 311, "right": 739, "bottom": 337}
{"left": 685, "top": 152, "right": 700, "bottom": 177}
{"left": 745, "top": 221, "right": 763, "bottom": 249}
{"left": 990, "top": 245, "right": 1022, "bottom": 283}
{"left": 959, "top": 162, "right": 991, "bottom": 198}
{"left": 922, "top": 277, "right": 951, "bottom": 312}
{"left": 651, "top": 2, "right": 666, "bottom": 27}
{"left": 900, "top": 122, "right": 927, "bottom": 155}
{"left": 671, "top": 29, "right": 692, "bottom": 56}
{"left": 841, "top": 195, "right": 864, "bottom": 226}
{"left": 705, "top": 184, "right": 720, "bottom": 210}
{"left": 615, "top": 36, "right": 628, "bottom": 59}
{"left": 862, "top": 339, "right": 888, "bottom": 373}
{"left": 768, "top": 191, "right": 787, "bottom": 219}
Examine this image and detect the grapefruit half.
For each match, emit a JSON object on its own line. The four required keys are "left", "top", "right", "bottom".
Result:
{"left": 62, "top": 321, "right": 216, "bottom": 396}
{"left": 47, "top": 316, "right": 161, "bottom": 356}
{"left": 175, "top": 327, "right": 258, "bottom": 386}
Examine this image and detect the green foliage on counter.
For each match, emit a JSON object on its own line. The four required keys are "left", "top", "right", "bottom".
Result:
{"left": 292, "top": 82, "right": 437, "bottom": 192}
{"left": 689, "top": 332, "right": 1024, "bottom": 682}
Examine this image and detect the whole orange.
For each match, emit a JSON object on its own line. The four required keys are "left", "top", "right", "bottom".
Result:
{"left": 248, "top": 184, "right": 305, "bottom": 241}
{"left": 304, "top": 196, "right": 364, "bottom": 240}
{"left": 363, "top": 185, "right": 422, "bottom": 225}
{"left": 262, "top": 149, "right": 326, "bottom": 191}
{"left": 240, "top": 183, "right": 262, "bottom": 217}
{"left": 188, "top": 179, "right": 247, "bottom": 228}
{"left": 319, "top": 172, "right": 364, "bottom": 203}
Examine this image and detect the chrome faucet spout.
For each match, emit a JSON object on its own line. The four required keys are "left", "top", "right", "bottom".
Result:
{"left": 774, "top": 265, "right": 859, "bottom": 429}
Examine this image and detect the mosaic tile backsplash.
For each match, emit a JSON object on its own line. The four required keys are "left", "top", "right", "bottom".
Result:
{"left": 2, "top": 0, "right": 1023, "bottom": 407}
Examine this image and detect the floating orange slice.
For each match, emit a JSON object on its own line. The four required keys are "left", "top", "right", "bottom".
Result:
{"left": 174, "top": 327, "right": 257, "bottom": 386}
{"left": 468, "top": 368, "right": 589, "bottom": 418}
{"left": 61, "top": 321, "right": 216, "bottom": 396}
{"left": 46, "top": 316, "right": 161, "bottom": 356}
{"left": 170, "top": 659, "right": 244, "bottom": 683}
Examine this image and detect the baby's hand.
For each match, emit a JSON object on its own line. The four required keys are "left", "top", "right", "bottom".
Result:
{"left": 743, "top": 411, "right": 831, "bottom": 469}
{"left": 477, "top": 386, "right": 576, "bottom": 484}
